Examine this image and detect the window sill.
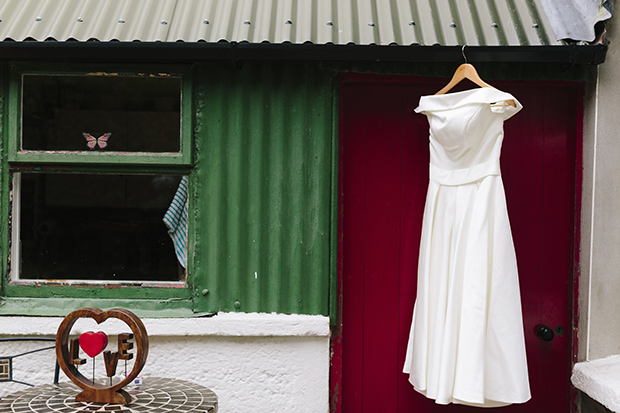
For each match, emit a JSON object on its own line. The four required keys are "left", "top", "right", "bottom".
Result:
{"left": 3, "top": 283, "right": 192, "bottom": 302}
{"left": 0, "top": 297, "right": 195, "bottom": 318}
{"left": 0, "top": 312, "right": 331, "bottom": 337}
{"left": 571, "top": 355, "right": 620, "bottom": 412}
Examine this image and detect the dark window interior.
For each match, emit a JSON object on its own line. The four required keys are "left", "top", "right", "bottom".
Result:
{"left": 21, "top": 75, "right": 181, "bottom": 153}
{"left": 17, "top": 173, "right": 185, "bottom": 282}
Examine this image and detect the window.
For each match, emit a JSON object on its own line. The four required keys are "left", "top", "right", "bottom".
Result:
{"left": 13, "top": 173, "right": 185, "bottom": 282}
{"left": 6, "top": 64, "right": 193, "bottom": 291}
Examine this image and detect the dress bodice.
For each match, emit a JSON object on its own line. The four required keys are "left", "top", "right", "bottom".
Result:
{"left": 415, "top": 88, "right": 522, "bottom": 185}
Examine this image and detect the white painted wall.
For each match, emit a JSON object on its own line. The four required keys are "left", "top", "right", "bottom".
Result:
{"left": 580, "top": 14, "right": 620, "bottom": 362}
{"left": 572, "top": 12, "right": 620, "bottom": 413}
{"left": 0, "top": 313, "right": 331, "bottom": 413}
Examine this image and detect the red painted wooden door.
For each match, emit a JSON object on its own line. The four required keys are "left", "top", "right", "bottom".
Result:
{"left": 338, "top": 74, "right": 581, "bottom": 413}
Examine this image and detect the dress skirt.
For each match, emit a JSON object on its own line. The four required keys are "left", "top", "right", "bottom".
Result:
{"left": 403, "top": 174, "right": 531, "bottom": 407}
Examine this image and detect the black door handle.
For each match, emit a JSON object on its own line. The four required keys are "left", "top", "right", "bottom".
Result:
{"left": 536, "top": 325, "right": 555, "bottom": 342}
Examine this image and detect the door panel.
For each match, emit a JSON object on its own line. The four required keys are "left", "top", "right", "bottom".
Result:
{"left": 339, "top": 75, "right": 580, "bottom": 412}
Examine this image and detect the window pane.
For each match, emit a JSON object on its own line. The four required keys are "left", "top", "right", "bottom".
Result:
{"left": 16, "top": 173, "right": 186, "bottom": 282}
{"left": 22, "top": 75, "right": 181, "bottom": 152}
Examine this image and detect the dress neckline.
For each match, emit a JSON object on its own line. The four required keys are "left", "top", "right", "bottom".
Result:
{"left": 415, "top": 87, "right": 521, "bottom": 113}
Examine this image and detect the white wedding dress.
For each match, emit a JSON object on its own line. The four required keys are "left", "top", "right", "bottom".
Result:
{"left": 403, "top": 88, "right": 531, "bottom": 407}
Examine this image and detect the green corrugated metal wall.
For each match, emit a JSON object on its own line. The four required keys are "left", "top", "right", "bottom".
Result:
{"left": 191, "top": 62, "right": 336, "bottom": 315}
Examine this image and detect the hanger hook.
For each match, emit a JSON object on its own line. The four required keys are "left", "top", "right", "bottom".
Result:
{"left": 461, "top": 45, "right": 467, "bottom": 63}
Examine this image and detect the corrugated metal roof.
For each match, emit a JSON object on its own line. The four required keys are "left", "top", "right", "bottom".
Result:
{"left": 0, "top": 0, "right": 561, "bottom": 46}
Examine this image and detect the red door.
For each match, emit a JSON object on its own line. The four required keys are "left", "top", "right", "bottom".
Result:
{"left": 336, "top": 74, "right": 581, "bottom": 412}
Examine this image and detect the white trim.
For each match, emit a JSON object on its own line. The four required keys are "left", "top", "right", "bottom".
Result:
{"left": 10, "top": 173, "right": 21, "bottom": 282}
{"left": 586, "top": 66, "right": 601, "bottom": 362}
{"left": 0, "top": 312, "right": 331, "bottom": 337}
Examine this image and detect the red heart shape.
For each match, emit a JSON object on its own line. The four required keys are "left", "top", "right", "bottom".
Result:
{"left": 79, "top": 331, "right": 108, "bottom": 358}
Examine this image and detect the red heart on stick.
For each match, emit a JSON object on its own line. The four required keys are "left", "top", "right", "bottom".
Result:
{"left": 79, "top": 331, "right": 108, "bottom": 357}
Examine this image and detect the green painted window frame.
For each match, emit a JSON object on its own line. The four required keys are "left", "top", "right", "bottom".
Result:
{"left": 7, "top": 63, "right": 193, "bottom": 166}
{"left": 0, "top": 63, "right": 197, "bottom": 317}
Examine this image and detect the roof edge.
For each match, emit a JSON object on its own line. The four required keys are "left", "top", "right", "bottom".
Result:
{"left": 0, "top": 42, "right": 607, "bottom": 65}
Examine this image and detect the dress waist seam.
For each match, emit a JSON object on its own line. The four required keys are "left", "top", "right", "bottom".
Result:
{"left": 430, "top": 159, "right": 500, "bottom": 186}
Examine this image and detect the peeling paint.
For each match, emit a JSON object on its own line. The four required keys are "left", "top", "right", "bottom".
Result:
{"left": 137, "top": 72, "right": 173, "bottom": 78}
{"left": 15, "top": 150, "right": 181, "bottom": 156}
{"left": 85, "top": 72, "right": 120, "bottom": 76}
{"left": 6, "top": 177, "right": 13, "bottom": 284}
{"left": 84, "top": 72, "right": 175, "bottom": 78}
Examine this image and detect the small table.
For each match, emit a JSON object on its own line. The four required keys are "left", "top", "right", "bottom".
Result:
{"left": 0, "top": 377, "right": 217, "bottom": 412}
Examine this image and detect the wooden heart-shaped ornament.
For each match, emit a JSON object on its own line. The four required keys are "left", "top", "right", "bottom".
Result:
{"left": 55, "top": 308, "right": 149, "bottom": 405}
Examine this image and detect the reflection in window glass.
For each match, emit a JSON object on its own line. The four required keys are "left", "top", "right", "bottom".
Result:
{"left": 16, "top": 173, "right": 186, "bottom": 282}
{"left": 21, "top": 75, "right": 181, "bottom": 152}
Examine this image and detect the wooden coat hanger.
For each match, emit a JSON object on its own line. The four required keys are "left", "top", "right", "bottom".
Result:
{"left": 435, "top": 46, "right": 516, "bottom": 107}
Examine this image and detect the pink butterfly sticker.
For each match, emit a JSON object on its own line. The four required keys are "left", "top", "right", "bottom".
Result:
{"left": 83, "top": 132, "right": 111, "bottom": 149}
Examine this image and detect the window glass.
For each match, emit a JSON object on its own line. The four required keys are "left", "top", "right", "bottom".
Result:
{"left": 21, "top": 75, "right": 181, "bottom": 153}
{"left": 15, "top": 173, "right": 186, "bottom": 282}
